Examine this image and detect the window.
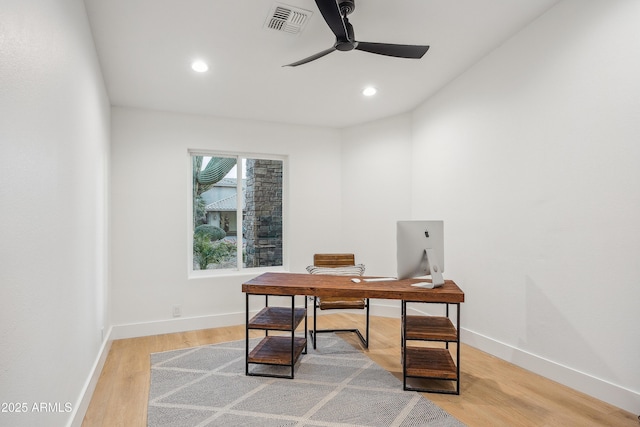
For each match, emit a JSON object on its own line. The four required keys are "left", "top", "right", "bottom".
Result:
{"left": 191, "top": 152, "right": 285, "bottom": 273}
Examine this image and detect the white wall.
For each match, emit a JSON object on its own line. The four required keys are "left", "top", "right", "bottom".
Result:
{"left": 408, "top": 0, "right": 639, "bottom": 413}
{"left": 340, "top": 114, "right": 413, "bottom": 315}
{"left": 341, "top": 114, "right": 413, "bottom": 275}
{"left": 0, "top": 0, "right": 110, "bottom": 426}
{"left": 110, "top": 107, "right": 342, "bottom": 335}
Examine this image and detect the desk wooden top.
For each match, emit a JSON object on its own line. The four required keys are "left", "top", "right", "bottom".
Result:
{"left": 242, "top": 272, "right": 464, "bottom": 304}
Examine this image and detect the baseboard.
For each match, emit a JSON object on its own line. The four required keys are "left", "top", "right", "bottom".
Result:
{"left": 369, "top": 300, "right": 402, "bottom": 318}
{"left": 462, "top": 327, "right": 640, "bottom": 415}
{"left": 110, "top": 311, "right": 249, "bottom": 340}
{"left": 67, "top": 326, "right": 113, "bottom": 427}
{"left": 109, "top": 305, "right": 403, "bottom": 340}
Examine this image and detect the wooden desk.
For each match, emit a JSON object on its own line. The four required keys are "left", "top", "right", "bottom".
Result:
{"left": 243, "top": 272, "right": 464, "bottom": 302}
{"left": 242, "top": 272, "right": 465, "bottom": 392}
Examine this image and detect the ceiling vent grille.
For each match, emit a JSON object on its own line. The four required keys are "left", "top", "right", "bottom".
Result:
{"left": 265, "top": 3, "right": 313, "bottom": 35}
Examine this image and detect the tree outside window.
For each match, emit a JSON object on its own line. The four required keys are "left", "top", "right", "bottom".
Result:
{"left": 192, "top": 154, "right": 283, "bottom": 272}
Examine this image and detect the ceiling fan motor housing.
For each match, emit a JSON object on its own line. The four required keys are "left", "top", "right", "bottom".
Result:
{"left": 339, "top": 0, "right": 355, "bottom": 16}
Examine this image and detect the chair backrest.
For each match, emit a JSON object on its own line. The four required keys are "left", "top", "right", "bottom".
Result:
{"left": 313, "top": 253, "right": 355, "bottom": 268}
{"left": 311, "top": 254, "right": 366, "bottom": 311}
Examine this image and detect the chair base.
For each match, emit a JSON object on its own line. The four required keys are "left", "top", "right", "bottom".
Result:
{"left": 311, "top": 295, "right": 370, "bottom": 350}
{"left": 309, "top": 328, "right": 368, "bottom": 349}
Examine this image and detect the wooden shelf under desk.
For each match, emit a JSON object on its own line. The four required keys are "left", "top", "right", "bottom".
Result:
{"left": 248, "top": 306, "right": 306, "bottom": 331}
{"left": 404, "top": 347, "right": 458, "bottom": 380}
{"left": 248, "top": 336, "right": 307, "bottom": 365}
{"left": 405, "top": 316, "right": 457, "bottom": 341}
{"left": 245, "top": 293, "right": 308, "bottom": 379}
{"left": 402, "top": 301, "right": 461, "bottom": 394}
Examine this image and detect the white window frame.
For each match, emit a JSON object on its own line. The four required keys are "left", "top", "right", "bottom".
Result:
{"left": 188, "top": 150, "right": 288, "bottom": 278}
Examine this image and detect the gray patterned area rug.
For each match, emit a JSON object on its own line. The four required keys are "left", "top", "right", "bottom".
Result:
{"left": 148, "top": 334, "right": 465, "bottom": 427}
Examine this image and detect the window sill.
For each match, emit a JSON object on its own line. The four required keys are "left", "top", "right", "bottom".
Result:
{"left": 188, "top": 266, "right": 289, "bottom": 281}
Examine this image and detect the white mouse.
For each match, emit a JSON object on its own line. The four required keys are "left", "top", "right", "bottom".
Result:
{"left": 351, "top": 278, "right": 361, "bottom": 283}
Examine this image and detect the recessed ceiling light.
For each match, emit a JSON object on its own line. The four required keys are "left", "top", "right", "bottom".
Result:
{"left": 362, "top": 86, "right": 377, "bottom": 97}
{"left": 191, "top": 60, "right": 209, "bottom": 73}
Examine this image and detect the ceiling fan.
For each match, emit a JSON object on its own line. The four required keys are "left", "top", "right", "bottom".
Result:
{"left": 284, "top": 0, "right": 429, "bottom": 67}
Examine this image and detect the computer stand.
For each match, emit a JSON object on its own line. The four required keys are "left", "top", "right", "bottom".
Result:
{"left": 424, "top": 248, "right": 444, "bottom": 287}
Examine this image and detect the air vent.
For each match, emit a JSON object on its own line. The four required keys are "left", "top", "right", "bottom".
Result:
{"left": 265, "top": 3, "right": 313, "bottom": 35}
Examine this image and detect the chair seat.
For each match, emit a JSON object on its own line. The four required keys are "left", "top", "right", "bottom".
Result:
{"left": 318, "top": 297, "right": 366, "bottom": 310}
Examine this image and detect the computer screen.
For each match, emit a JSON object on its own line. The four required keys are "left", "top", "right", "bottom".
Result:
{"left": 396, "top": 220, "right": 444, "bottom": 286}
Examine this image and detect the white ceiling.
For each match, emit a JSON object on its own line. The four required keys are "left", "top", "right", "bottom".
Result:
{"left": 84, "top": 0, "right": 560, "bottom": 128}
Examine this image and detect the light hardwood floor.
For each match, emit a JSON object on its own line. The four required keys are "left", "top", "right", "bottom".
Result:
{"left": 83, "top": 314, "right": 637, "bottom": 426}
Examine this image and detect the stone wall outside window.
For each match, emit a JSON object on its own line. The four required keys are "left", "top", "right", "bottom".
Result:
{"left": 244, "top": 159, "right": 283, "bottom": 267}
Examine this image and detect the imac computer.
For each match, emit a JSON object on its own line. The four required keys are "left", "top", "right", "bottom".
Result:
{"left": 396, "top": 220, "right": 445, "bottom": 287}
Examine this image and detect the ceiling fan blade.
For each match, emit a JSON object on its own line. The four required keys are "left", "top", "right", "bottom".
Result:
{"left": 355, "top": 42, "right": 429, "bottom": 59}
{"left": 315, "top": 0, "right": 348, "bottom": 40}
{"left": 283, "top": 47, "right": 337, "bottom": 67}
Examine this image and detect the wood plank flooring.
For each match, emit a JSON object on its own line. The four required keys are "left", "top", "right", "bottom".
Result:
{"left": 82, "top": 314, "right": 637, "bottom": 426}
